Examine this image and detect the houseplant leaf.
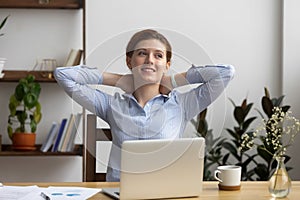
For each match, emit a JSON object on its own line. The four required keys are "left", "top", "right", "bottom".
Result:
{"left": 262, "top": 96, "right": 273, "bottom": 118}
{"left": 24, "top": 93, "right": 38, "bottom": 109}
{"left": 14, "top": 83, "right": 28, "bottom": 101}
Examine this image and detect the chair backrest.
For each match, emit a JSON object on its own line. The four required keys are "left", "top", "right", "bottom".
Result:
{"left": 83, "top": 114, "right": 112, "bottom": 181}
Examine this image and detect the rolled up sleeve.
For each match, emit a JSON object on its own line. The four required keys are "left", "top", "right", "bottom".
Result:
{"left": 178, "top": 64, "right": 235, "bottom": 121}
{"left": 54, "top": 65, "right": 110, "bottom": 121}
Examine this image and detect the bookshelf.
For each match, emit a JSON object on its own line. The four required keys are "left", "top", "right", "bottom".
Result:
{"left": 0, "top": 0, "right": 86, "bottom": 158}
{"left": 0, "top": 70, "right": 56, "bottom": 82}
{"left": 0, "top": 144, "right": 83, "bottom": 156}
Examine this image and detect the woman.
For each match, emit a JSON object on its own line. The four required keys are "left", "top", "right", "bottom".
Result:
{"left": 54, "top": 29, "right": 235, "bottom": 181}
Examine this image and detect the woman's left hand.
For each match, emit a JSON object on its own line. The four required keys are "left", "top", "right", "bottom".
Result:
{"left": 160, "top": 75, "right": 172, "bottom": 95}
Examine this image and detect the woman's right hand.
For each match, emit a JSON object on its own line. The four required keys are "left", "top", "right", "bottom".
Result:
{"left": 116, "top": 74, "right": 134, "bottom": 93}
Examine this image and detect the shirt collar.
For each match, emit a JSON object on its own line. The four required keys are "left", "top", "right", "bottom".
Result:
{"left": 122, "top": 93, "right": 170, "bottom": 101}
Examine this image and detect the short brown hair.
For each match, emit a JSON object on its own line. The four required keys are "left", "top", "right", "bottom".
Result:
{"left": 126, "top": 29, "right": 172, "bottom": 62}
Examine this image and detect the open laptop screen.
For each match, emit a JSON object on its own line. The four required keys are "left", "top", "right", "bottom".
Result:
{"left": 103, "top": 137, "right": 205, "bottom": 200}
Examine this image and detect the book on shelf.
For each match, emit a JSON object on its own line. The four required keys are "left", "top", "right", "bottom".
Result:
{"left": 57, "top": 114, "right": 73, "bottom": 151}
{"left": 40, "top": 122, "right": 59, "bottom": 152}
{"left": 60, "top": 113, "right": 82, "bottom": 152}
{"left": 59, "top": 114, "right": 75, "bottom": 152}
{"left": 66, "top": 113, "right": 82, "bottom": 152}
{"left": 51, "top": 118, "right": 67, "bottom": 152}
{"left": 64, "top": 49, "right": 83, "bottom": 66}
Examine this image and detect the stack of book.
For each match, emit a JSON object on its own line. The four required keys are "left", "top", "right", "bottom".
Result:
{"left": 40, "top": 113, "right": 82, "bottom": 153}
{"left": 64, "top": 49, "right": 83, "bottom": 66}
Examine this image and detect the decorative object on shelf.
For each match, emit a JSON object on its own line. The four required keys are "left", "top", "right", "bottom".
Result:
{"left": 0, "top": 15, "right": 9, "bottom": 37}
{"left": 268, "top": 156, "right": 292, "bottom": 198}
{"left": 33, "top": 58, "right": 57, "bottom": 79}
{"left": 7, "top": 74, "right": 42, "bottom": 151}
{"left": 0, "top": 57, "right": 5, "bottom": 78}
{"left": 38, "top": 0, "right": 50, "bottom": 4}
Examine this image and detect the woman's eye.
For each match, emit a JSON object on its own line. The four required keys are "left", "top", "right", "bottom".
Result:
{"left": 138, "top": 51, "right": 147, "bottom": 56}
{"left": 156, "top": 53, "right": 163, "bottom": 59}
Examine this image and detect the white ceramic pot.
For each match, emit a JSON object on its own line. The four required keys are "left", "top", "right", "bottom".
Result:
{"left": 0, "top": 58, "right": 6, "bottom": 78}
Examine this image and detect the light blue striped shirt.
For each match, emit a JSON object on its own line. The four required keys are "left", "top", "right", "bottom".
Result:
{"left": 54, "top": 64, "right": 235, "bottom": 181}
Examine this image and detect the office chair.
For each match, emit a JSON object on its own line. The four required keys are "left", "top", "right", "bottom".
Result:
{"left": 83, "top": 114, "right": 112, "bottom": 181}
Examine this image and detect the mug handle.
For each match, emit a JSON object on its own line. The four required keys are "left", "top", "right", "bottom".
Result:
{"left": 214, "top": 170, "right": 223, "bottom": 182}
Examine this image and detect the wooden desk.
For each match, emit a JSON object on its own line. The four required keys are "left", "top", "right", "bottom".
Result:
{"left": 5, "top": 181, "right": 300, "bottom": 199}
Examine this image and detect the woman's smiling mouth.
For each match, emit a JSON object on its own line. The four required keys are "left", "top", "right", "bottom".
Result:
{"left": 141, "top": 67, "right": 156, "bottom": 72}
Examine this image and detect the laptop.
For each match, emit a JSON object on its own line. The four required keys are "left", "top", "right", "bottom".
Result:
{"left": 102, "top": 137, "right": 205, "bottom": 200}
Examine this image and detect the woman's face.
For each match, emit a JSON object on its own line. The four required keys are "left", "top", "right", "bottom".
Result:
{"left": 127, "top": 39, "right": 170, "bottom": 85}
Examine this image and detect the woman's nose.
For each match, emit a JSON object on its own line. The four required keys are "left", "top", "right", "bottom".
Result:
{"left": 145, "top": 53, "right": 154, "bottom": 64}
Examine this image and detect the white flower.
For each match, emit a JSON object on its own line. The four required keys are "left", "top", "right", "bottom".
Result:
{"left": 255, "top": 107, "right": 300, "bottom": 157}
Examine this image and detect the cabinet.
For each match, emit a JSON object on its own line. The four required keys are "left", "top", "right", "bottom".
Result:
{"left": 0, "top": 0, "right": 86, "bottom": 157}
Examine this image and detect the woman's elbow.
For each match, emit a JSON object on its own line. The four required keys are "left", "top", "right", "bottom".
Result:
{"left": 225, "top": 64, "right": 235, "bottom": 80}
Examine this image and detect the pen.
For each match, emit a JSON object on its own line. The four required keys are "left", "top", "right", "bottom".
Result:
{"left": 40, "top": 192, "right": 51, "bottom": 200}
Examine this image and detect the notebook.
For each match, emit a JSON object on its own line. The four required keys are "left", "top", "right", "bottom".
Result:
{"left": 102, "top": 137, "right": 205, "bottom": 199}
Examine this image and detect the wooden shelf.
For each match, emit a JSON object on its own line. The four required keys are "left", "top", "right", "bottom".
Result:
{"left": 0, "top": 144, "right": 83, "bottom": 156}
{"left": 0, "top": 0, "right": 83, "bottom": 9}
{"left": 0, "top": 70, "right": 56, "bottom": 83}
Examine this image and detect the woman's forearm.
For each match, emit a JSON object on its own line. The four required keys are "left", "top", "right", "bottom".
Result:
{"left": 102, "top": 72, "right": 122, "bottom": 87}
{"left": 103, "top": 72, "right": 134, "bottom": 93}
{"left": 173, "top": 72, "right": 188, "bottom": 87}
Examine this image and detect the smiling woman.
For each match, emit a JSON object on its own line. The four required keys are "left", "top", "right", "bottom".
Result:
{"left": 54, "top": 28, "right": 235, "bottom": 182}
{"left": 126, "top": 39, "right": 171, "bottom": 104}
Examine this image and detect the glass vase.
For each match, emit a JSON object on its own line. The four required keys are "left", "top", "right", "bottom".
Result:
{"left": 268, "top": 156, "right": 292, "bottom": 198}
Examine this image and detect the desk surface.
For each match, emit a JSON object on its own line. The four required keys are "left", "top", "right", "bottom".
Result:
{"left": 5, "top": 181, "right": 300, "bottom": 199}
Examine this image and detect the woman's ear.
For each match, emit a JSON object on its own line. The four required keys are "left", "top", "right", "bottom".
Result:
{"left": 126, "top": 56, "right": 132, "bottom": 70}
{"left": 164, "top": 61, "right": 171, "bottom": 72}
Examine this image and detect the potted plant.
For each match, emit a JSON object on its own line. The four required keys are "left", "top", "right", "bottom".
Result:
{"left": 7, "top": 74, "right": 42, "bottom": 150}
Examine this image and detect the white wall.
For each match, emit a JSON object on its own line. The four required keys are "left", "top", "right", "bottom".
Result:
{"left": 0, "top": 0, "right": 299, "bottom": 181}
{"left": 283, "top": 0, "right": 300, "bottom": 180}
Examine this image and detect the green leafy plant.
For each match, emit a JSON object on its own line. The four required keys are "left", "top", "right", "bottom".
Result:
{"left": 7, "top": 75, "right": 42, "bottom": 140}
{"left": 192, "top": 87, "right": 298, "bottom": 181}
{"left": 0, "top": 15, "right": 9, "bottom": 37}
{"left": 223, "top": 98, "right": 257, "bottom": 180}
{"left": 191, "top": 108, "right": 228, "bottom": 180}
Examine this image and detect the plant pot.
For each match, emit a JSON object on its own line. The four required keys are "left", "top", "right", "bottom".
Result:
{"left": 12, "top": 133, "right": 37, "bottom": 151}
{"left": 0, "top": 57, "right": 6, "bottom": 78}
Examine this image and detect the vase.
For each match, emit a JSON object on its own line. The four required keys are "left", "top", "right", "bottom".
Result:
{"left": 268, "top": 156, "right": 291, "bottom": 198}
